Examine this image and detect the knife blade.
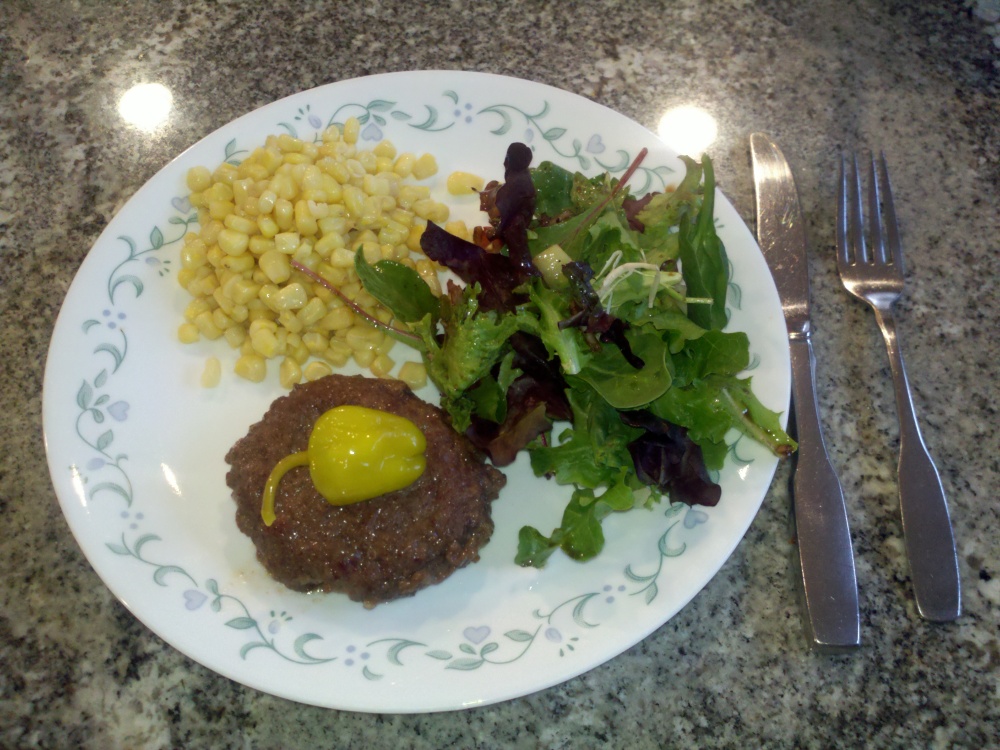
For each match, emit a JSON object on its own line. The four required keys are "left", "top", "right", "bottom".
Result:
{"left": 750, "top": 133, "right": 861, "bottom": 652}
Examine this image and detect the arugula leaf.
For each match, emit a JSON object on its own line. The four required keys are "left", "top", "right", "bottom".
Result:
{"left": 571, "top": 171, "right": 614, "bottom": 211}
{"left": 651, "top": 375, "right": 796, "bottom": 457}
{"left": 532, "top": 161, "right": 576, "bottom": 217}
{"left": 718, "top": 377, "right": 797, "bottom": 457}
{"left": 635, "top": 156, "right": 704, "bottom": 231}
{"left": 524, "top": 278, "right": 591, "bottom": 375}
{"left": 579, "top": 209, "right": 644, "bottom": 275}
{"left": 354, "top": 249, "right": 440, "bottom": 323}
{"left": 514, "top": 525, "right": 561, "bottom": 568}
{"left": 515, "top": 483, "right": 637, "bottom": 567}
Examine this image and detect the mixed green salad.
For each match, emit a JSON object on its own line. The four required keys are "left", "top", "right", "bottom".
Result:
{"left": 348, "top": 142, "right": 795, "bottom": 567}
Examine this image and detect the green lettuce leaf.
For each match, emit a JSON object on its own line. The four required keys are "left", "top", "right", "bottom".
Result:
{"left": 417, "top": 285, "right": 525, "bottom": 407}
{"left": 528, "top": 381, "right": 641, "bottom": 488}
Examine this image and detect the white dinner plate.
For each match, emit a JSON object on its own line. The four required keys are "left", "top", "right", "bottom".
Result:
{"left": 42, "top": 71, "right": 790, "bottom": 712}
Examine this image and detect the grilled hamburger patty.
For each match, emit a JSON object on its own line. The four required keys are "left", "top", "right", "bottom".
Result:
{"left": 225, "top": 374, "right": 506, "bottom": 607}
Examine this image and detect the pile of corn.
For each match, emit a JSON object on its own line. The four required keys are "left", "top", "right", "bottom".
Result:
{"left": 175, "top": 118, "right": 482, "bottom": 389}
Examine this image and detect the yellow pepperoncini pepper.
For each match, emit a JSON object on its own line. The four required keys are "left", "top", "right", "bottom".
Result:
{"left": 261, "top": 405, "right": 427, "bottom": 526}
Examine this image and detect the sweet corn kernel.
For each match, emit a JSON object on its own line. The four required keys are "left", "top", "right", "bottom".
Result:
{"left": 398, "top": 361, "right": 427, "bottom": 390}
{"left": 444, "top": 220, "right": 471, "bottom": 242}
{"left": 221, "top": 252, "right": 255, "bottom": 274}
{"left": 201, "top": 357, "right": 222, "bottom": 388}
{"left": 194, "top": 310, "right": 223, "bottom": 339}
{"left": 370, "top": 353, "right": 395, "bottom": 378}
{"left": 224, "top": 214, "right": 258, "bottom": 235}
{"left": 245, "top": 234, "right": 270, "bottom": 254}
{"left": 352, "top": 347, "right": 376, "bottom": 368}
{"left": 278, "top": 309, "right": 304, "bottom": 334}
{"left": 257, "top": 215, "right": 280, "bottom": 238}
{"left": 177, "top": 322, "right": 200, "bottom": 344}
{"left": 274, "top": 231, "right": 301, "bottom": 255}
{"left": 279, "top": 357, "right": 302, "bottom": 389}
{"left": 296, "top": 297, "right": 327, "bottom": 327}
{"left": 411, "top": 153, "right": 438, "bottom": 180}
{"left": 218, "top": 228, "right": 250, "bottom": 256}
{"left": 258, "top": 250, "right": 291, "bottom": 284}
{"left": 446, "top": 171, "right": 485, "bottom": 195}
{"left": 181, "top": 242, "right": 208, "bottom": 270}
{"left": 224, "top": 325, "right": 246, "bottom": 349}
{"left": 294, "top": 199, "right": 319, "bottom": 236}
{"left": 234, "top": 354, "right": 267, "bottom": 382}
{"left": 342, "top": 117, "right": 360, "bottom": 144}
{"left": 251, "top": 327, "right": 280, "bottom": 358}
{"left": 304, "top": 360, "right": 334, "bottom": 381}
{"left": 270, "top": 282, "right": 308, "bottom": 311}
{"left": 186, "top": 166, "right": 212, "bottom": 192}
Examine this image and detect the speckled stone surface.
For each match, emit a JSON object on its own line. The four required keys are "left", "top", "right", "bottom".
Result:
{"left": 1, "top": 1, "right": 997, "bottom": 747}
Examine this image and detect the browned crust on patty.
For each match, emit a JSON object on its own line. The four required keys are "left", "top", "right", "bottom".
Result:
{"left": 224, "top": 374, "right": 505, "bottom": 607}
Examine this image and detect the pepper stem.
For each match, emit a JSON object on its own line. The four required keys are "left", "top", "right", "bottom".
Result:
{"left": 261, "top": 451, "right": 310, "bottom": 526}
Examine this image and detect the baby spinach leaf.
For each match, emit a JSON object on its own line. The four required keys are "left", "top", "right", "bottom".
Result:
{"left": 576, "top": 330, "right": 671, "bottom": 409}
{"left": 677, "top": 156, "right": 730, "bottom": 331}
{"left": 354, "top": 249, "right": 440, "bottom": 323}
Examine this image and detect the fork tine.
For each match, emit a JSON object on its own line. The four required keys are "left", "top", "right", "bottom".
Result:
{"left": 848, "top": 154, "right": 869, "bottom": 264}
{"left": 837, "top": 156, "right": 850, "bottom": 268}
{"left": 878, "top": 152, "right": 905, "bottom": 273}
{"left": 868, "top": 153, "right": 887, "bottom": 265}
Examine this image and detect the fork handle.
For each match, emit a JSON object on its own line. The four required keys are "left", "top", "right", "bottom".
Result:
{"left": 788, "top": 334, "right": 861, "bottom": 651}
{"left": 872, "top": 307, "right": 962, "bottom": 621}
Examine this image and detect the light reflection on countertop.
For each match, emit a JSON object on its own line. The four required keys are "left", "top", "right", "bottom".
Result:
{"left": 118, "top": 82, "right": 173, "bottom": 132}
{"left": 657, "top": 105, "right": 719, "bottom": 158}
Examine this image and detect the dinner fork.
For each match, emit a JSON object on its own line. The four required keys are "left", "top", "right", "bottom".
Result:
{"left": 837, "top": 153, "right": 961, "bottom": 622}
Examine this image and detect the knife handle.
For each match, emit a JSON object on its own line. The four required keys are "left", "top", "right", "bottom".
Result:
{"left": 788, "top": 334, "right": 861, "bottom": 652}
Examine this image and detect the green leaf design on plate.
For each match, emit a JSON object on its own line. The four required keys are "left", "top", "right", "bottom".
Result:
{"left": 95, "top": 430, "right": 113, "bottom": 452}
{"left": 90, "top": 481, "right": 131, "bottom": 504}
{"left": 226, "top": 617, "right": 258, "bottom": 630}
{"left": 240, "top": 641, "right": 269, "bottom": 659}
{"left": 77, "top": 381, "right": 93, "bottom": 410}
{"left": 292, "top": 633, "right": 329, "bottom": 662}
{"left": 446, "top": 657, "right": 484, "bottom": 671}
{"left": 504, "top": 630, "right": 534, "bottom": 642}
{"left": 152, "top": 565, "right": 188, "bottom": 586}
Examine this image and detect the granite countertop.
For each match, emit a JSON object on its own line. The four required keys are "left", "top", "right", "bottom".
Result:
{"left": 2, "top": 1, "right": 998, "bottom": 747}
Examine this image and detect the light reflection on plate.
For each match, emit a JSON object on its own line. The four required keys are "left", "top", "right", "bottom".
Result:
{"left": 42, "top": 71, "right": 789, "bottom": 712}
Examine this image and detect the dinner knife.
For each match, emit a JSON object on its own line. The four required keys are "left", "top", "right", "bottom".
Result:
{"left": 749, "top": 133, "right": 861, "bottom": 652}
